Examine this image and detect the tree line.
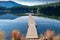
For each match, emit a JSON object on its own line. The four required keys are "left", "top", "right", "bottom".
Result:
{"left": 0, "top": 1, "right": 60, "bottom": 16}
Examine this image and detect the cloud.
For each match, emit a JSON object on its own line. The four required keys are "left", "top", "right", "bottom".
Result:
{"left": 13, "top": 0, "right": 60, "bottom": 6}
{"left": 14, "top": 0, "right": 60, "bottom": 1}
{"left": 0, "top": 0, "right": 60, "bottom": 2}
{"left": 0, "top": 0, "right": 60, "bottom": 6}
{"left": 17, "top": 2, "right": 46, "bottom": 6}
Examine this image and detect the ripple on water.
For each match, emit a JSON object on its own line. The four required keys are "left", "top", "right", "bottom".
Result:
{"left": 0, "top": 16, "right": 60, "bottom": 40}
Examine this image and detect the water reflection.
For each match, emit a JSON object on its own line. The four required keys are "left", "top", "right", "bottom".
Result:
{"left": 0, "top": 15, "right": 60, "bottom": 40}
{"left": 0, "top": 14, "right": 18, "bottom": 19}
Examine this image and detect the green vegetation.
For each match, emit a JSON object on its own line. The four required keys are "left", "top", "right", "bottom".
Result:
{"left": 0, "top": 1, "right": 60, "bottom": 19}
{"left": 32, "top": 1, "right": 60, "bottom": 20}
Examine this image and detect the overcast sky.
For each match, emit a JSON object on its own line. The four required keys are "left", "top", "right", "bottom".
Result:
{"left": 0, "top": 0, "right": 60, "bottom": 6}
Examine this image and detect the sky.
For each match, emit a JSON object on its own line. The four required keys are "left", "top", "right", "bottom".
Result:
{"left": 0, "top": 0, "right": 60, "bottom": 6}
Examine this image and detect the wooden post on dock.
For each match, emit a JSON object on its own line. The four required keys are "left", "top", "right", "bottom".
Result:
{"left": 0, "top": 31, "right": 5, "bottom": 40}
{"left": 26, "top": 14, "right": 38, "bottom": 39}
{"left": 11, "top": 30, "right": 21, "bottom": 40}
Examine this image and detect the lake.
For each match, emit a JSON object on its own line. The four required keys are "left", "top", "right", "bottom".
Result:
{"left": 0, "top": 14, "right": 60, "bottom": 40}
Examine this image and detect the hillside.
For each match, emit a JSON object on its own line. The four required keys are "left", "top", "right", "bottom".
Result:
{"left": 0, "top": 1, "right": 22, "bottom": 8}
{"left": 0, "top": 1, "right": 60, "bottom": 17}
{"left": 33, "top": 1, "right": 60, "bottom": 16}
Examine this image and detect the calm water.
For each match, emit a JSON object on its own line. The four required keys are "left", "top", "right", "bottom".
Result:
{"left": 0, "top": 14, "right": 60, "bottom": 40}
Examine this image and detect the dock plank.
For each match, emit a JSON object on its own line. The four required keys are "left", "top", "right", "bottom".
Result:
{"left": 26, "top": 14, "right": 38, "bottom": 38}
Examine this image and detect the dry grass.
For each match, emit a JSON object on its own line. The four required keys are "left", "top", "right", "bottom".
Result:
{"left": 39, "top": 30, "right": 60, "bottom": 40}
{"left": 0, "top": 30, "right": 60, "bottom": 40}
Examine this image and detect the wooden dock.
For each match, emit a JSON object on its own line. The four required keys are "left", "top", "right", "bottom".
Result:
{"left": 26, "top": 14, "right": 38, "bottom": 39}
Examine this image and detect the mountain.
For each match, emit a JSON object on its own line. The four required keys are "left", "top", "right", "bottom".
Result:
{"left": 0, "top": 1, "right": 22, "bottom": 8}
